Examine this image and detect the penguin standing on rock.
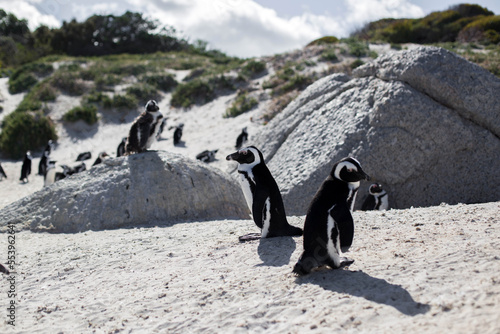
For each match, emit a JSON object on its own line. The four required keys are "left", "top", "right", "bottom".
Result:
{"left": 20, "top": 151, "right": 33, "bottom": 183}
{"left": 293, "top": 157, "right": 369, "bottom": 276}
{"left": 125, "top": 100, "right": 163, "bottom": 155}
{"left": 361, "top": 183, "right": 389, "bottom": 211}
{"left": 117, "top": 137, "right": 127, "bottom": 157}
{"left": 226, "top": 146, "right": 303, "bottom": 241}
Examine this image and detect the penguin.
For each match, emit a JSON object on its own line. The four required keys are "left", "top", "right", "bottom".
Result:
{"left": 361, "top": 183, "right": 389, "bottom": 211}
{"left": 173, "top": 123, "right": 184, "bottom": 146}
{"left": 73, "top": 162, "right": 87, "bottom": 174}
{"left": 117, "top": 137, "right": 127, "bottom": 157}
{"left": 196, "top": 149, "right": 218, "bottom": 163}
{"left": 125, "top": 100, "right": 163, "bottom": 154}
{"left": 76, "top": 151, "right": 92, "bottom": 161}
{"left": 0, "top": 162, "right": 6, "bottom": 180}
{"left": 20, "top": 151, "right": 33, "bottom": 183}
{"left": 293, "top": 157, "right": 370, "bottom": 276}
{"left": 0, "top": 263, "right": 9, "bottom": 275}
{"left": 44, "top": 160, "right": 57, "bottom": 187}
{"left": 38, "top": 140, "right": 53, "bottom": 176}
{"left": 92, "top": 152, "right": 109, "bottom": 166}
{"left": 226, "top": 146, "right": 303, "bottom": 241}
{"left": 235, "top": 127, "right": 248, "bottom": 149}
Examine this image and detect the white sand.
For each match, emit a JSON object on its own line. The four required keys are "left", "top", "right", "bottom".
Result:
{"left": 1, "top": 202, "right": 499, "bottom": 333}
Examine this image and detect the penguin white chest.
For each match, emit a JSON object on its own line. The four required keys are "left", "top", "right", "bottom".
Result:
{"left": 238, "top": 170, "right": 255, "bottom": 210}
{"left": 327, "top": 206, "right": 341, "bottom": 268}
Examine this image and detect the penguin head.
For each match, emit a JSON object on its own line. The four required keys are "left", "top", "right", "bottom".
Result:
{"left": 369, "top": 183, "right": 384, "bottom": 195}
{"left": 332, "top": 157, "right": 370, "bottom": 183}
{"left": 226, "top": 146, "right": 263, "bottom": 167}
{"left": 145, "top": 100, "right": 160, "bottom": 112}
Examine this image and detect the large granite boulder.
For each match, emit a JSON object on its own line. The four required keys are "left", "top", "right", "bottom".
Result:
{"left": 255, "top": 46, "right": 500, "bottom": 215}
{"left": 0, "top": 151, "right": 248, "bottom": 232}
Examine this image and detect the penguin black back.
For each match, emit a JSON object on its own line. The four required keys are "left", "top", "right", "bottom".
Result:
{"left": 226, "top": 146, "right": 302, "bottom": 241}
{"left": 20, "top": 151, "right": 33, "bottom": 182}
{"left": 294, "top": 157, "right": 369, "bottom": 275}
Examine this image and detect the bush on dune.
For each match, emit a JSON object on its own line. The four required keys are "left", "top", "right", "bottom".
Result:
{"left": 0, "top": 111, "right": 57, "bottom": 159}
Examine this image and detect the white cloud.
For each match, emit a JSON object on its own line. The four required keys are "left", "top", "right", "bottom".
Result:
{"left": 0, "top": 0, "right": 426, "bottom": 57}
{"left": 0, "top": 0, "right": 60, "bottom": 29}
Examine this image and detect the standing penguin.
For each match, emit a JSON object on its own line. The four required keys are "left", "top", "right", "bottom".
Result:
{"left": 226, "top": 146, "right": 303, "bottom": 241}
{"left": 20, "top": 151, "right": 33, "bottom": 183}
{"left": 361, "top": 183, "right": 389, "bottom": 211}
{"left": 125, "top": 100, "right": 163, "bottom": 155}
{"left": 38, "top": 140, "right": 53, "bottom": 176}
{"left": 44, "top": 160, "right": 57, "bottom": 187}
{"left": 117, "top": 137, "right": 127, "bottom": 157}
{"left": 173, "top": 123, "right": 184, "bottom": 146}
{"left": 235, "top": 127, "right": 248, "bottom": 149}
{"left": 0, "top": 162, "right": 6, "bottom": 180}
{"left": 293, "top": 157, "right": 369, "bottom": 275}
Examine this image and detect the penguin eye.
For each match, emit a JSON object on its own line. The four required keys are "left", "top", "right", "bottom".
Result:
{"left": 241, "top": 150, "right": 248, "bottom": 155}
{"left": 347, "top": 168, "right": 354, "bottom": 172}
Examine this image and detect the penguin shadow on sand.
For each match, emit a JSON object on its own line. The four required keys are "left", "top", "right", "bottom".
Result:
{"left": 256, "top": 236, "right": 296, "bottom": 267}
{"left": 295, "top": 269, "right": 430, "bottom": 316}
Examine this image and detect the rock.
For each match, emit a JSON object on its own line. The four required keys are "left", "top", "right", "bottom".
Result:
{"left": 0, "top": 151, "right": 249, "bottom": 233}
{"left": 255, "top": 46, "right": 500, "bottom": 215}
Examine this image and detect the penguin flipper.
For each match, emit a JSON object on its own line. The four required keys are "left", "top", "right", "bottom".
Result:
{"left": 251, "top": 187, "right": 269, "bottom": 230}
{"left": 238, "top": 233, "right": 261, "bottom": 242}
{"left": 329, "top": 203, "right": 354, "bottom": 252}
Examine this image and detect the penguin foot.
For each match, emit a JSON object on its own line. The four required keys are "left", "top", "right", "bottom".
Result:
{"left": 238, "top": 233, "right": 261, "bottom": 242}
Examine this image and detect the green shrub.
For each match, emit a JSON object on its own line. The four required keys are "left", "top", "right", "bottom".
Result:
{"left": 171, "top": 79, "right": 214, "bottom": 108}
{"left": 0, "top": 111, "right": 57, "bottom": 159}
{"left": 321, "top": 49, "right": 338, "bottom": 62}
{"left": 110, "top": 94, "right": 138, "bottom": 109}
{"left": 35, "top": 82, "right": 57, "bottom": 102}
{"left": 85, "top": 91, "right": 112, "bottom": 105}
{"left": 8, "top": 72, "right": 38, "bottom": 94}
{"left": 208, "top": 75, "right": 235, "bottom": 91}
{"left": 49, "top": 72, "right": 86, "bottom": 95}
{"left": 307, "top": 36, "right": 339, "bottom": 46}
{"left": 125, "top": 84, "right": 159, "bottom": 105}
{"left": 350, "top": 59, "right": 365, "bottom": 69}
{"left": 63, "top": 104, "right": 98, "bottom": 124}
{"left": 224, "top": 93, "right": 258, "bottom": 118}
{"left": 343, "top": 38, "right": 370, "bottom": 57}
{"left": 94, "top": 74, "right": 123, "bottom": 91}
{"left": 142, "top": 74, "right": 178, "bottom": 91}
{"left": 241, "top": 60, "right": 266, "bottom": 77}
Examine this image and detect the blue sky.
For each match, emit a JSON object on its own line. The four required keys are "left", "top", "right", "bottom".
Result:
{"left": 0, "top": 0, "right": 498, "bottom": 58}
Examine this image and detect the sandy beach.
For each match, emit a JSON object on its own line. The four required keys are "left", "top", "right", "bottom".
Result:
{"left": 0, "top": 201, "right": 498, "bottom": 333}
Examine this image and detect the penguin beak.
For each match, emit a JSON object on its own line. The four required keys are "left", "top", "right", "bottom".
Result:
{"left": 226, "top": 152, "right": 239, "bottom": 161}
{"left": 361, "top": 171, "right": 371, "bottom": 181}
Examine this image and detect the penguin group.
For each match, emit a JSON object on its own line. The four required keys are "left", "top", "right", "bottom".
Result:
{"left": 225, "top": 145, "right": 381, "bottom": 276}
